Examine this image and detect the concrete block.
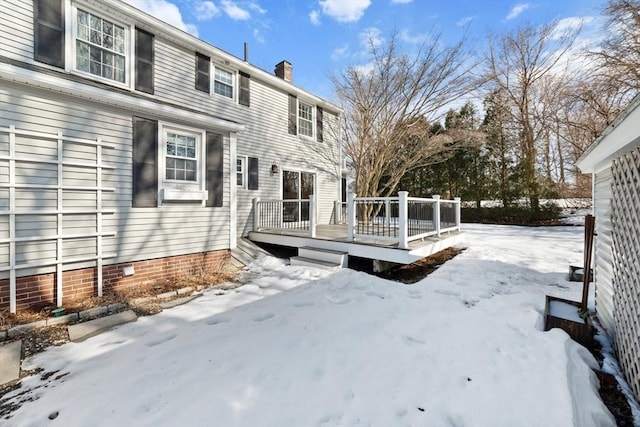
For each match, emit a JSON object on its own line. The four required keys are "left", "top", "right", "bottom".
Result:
{"left": 108, "top": 302, "right": 128, "bottom": 313}
{"left": 79, "top": 306, "right": 109, "bottom": 319}
{"left": 156, "top": 291, "right": 177, "bottom": 299}
{"left": 8, "top": 320, "right": 47, "bottom": 337}
{"left": 68, "top": 310, "right": 137, "bottom": 342}
{"left": 0, "top": 340, "right": 22, "bottom": 385}
{"left": 46, "top": 313, "right": 79, "bottom": 326}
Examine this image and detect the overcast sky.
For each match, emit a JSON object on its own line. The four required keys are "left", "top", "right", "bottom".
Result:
{"left": 123, "top": 0, "right": 608, "bottom": 102}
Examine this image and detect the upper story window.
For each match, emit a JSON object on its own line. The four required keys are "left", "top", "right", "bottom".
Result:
{"left": 298, "top": 101, "right": 314, "bottom": 138}
{"left": 34, "top": 1, "right": 155, "bottom": 92}
{"left": 75, "top": 9, "right": 127, "bottom": 84}
{"left": 214, "top": 67, "right": 234, "bottom": 98}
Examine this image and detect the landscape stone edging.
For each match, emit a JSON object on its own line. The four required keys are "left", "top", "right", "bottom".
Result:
{"left": 3, "top": 287, "right": 195, "bottom": 338}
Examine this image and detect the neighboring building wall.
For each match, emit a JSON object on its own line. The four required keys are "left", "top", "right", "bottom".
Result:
{"left": 610, "top": 147, "right": 640, "bottom": 398}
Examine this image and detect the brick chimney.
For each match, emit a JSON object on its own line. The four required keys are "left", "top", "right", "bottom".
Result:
{"left": 274, "top": 60, "right": 292, "bottom": 82}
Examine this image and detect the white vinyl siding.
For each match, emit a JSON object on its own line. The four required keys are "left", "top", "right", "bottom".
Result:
{"left": 0, "top": 82, "right": 231, "bottom": 279}
{"left": 2, "top": 0, "right": 34, "bottom": 62}
{"left": 234, "top": 81, "right": 341, "bottom": 237}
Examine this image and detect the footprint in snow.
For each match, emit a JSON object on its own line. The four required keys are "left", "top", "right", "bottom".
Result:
{"left": 253, "top": 313, "right": 275, "bottom": 322}
{"left": 407, "top": 290, "right": 423, "bottom": 299}
{"left": 434, "top": 289, "right": 461, "bottom": 297}
{"left": 325, "top": 296, "right": 351, "bottom": 305}
{"left": 293, "top": 301, "right": 314, "bottom": 308}
{"left": 145, "top": 332, "right": 177, "bottom": 347}
{"left": 206, "top": 317, "right": 231, "bottom": 326}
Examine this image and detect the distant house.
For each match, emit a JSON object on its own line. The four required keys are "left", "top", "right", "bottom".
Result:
{"left": 577, "top": 94, "right": 640, "bottom": 400}
{"left": 0, "top": 0, "right": 342, "bottom": 312}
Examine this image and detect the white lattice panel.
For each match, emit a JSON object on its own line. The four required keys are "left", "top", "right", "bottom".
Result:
{"left": 611, "top": 146, "right": 640, "bottom": 399}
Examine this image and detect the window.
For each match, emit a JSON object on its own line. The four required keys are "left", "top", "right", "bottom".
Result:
{"left": 165, "top": 132, "right": 198, "bottom": 182}
{"left": 298, "top": 101, "right": 314, "bottom": 137}
{"left": 214, "top": 67, "right": 233, "bottom": 98}
{"left": 75, "top": 9, "right": 127, "bottom": 83}
{"left": 236, "top": 157, "right": 245, "bottom": 187}
{"left": 133, "top": 120, "right": 223, "bottom": 207}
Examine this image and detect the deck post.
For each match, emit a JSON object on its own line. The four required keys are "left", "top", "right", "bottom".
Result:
{"left": 398, "top": 191, "right": 409, "bottom": 249}
{"left": 454, "top": 197, "right": 461, "bottom": 231}
{"left": 334, "top": 200, "right": 341, "bottom": 224}
{"left": 433, "top": 194, "right": 441, "bottom": 237}
{"left": 309, "top": 195, "right": 317, "bottom": 238}
{"left": 347, "top": 191, "right": 355, "bottom": 242}
{"left": 253, "top": 198, "right": 260, "bottom": 231}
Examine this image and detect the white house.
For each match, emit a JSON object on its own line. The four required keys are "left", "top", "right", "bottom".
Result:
{"left": 577, "top": 94, "right": 640, "bottom": 400}
{"left": 0, "top": 0, "right": 342, "bottom": 312}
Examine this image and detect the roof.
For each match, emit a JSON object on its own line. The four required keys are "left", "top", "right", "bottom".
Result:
{"left": 100, "top": 0, "right": 342, "bottom": 115}
{"left": 577, "top": 94, "right": 640, "bottom": 173}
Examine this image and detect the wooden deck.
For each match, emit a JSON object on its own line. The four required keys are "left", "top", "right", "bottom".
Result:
{"left": 248, "top": 224, "right": 465, "bottom": 265}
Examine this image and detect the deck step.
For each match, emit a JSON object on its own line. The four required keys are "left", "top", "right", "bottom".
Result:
{"left": 298, "top": 246, "right": 348, "bottom": 267}
{"left": 290, "top": 256, "right": 341, "bottom": 269}
{"left": 231, "top": 238, "right": 272, "bottom": 267}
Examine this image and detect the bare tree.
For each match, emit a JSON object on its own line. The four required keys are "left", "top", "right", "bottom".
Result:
{"left": 591, "top": 0, "right": 640, "bottom": 94}
{"left": 485, "top": 21, "right": 579, "bottom": 210}
{"left": 333, "top": 31, "right": 480, "bottom": 198}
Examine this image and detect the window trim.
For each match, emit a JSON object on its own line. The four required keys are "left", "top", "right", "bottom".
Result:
{"left": 297, "top": 100, "right": 315, "bottom": 139}
{"left": 68, "top": 4, "right": 133, "bottom": 89}
{"left": 157, "top": 121, "right": 208, "bottom": 205}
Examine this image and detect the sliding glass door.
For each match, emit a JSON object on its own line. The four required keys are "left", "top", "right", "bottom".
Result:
{"left": 283, "top": 170, "right": 315, "bottom": 223}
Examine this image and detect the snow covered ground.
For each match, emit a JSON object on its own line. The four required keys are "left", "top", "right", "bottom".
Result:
{"left": 3, "top": 223, "right": 635, "bottom": 426}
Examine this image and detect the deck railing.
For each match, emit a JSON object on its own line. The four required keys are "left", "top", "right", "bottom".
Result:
{"left": 347, "top": 192, "right": 460, "bottom": 248}
{"left": 253, "top": 196, "right": 317, "bottom": 237}
{"left": 253, "top": 192, "right": 460, "bottom": 248}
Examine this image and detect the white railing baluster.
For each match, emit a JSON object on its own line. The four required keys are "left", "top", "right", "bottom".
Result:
{"left": 347, "top": 191, "right": 355, "bottom": 242}
{"left": 433, "top": 194, "right": 441, "bottom": 237}
{"left": 454, "top": 197, "right": 461, "bottom": 231}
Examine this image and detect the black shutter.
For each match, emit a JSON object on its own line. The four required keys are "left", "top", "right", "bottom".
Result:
{"left": 196, "top": 53, "right": 210, "bottom": 93}
{"left": 206, "top": 132, "right": 224, "bottom": 207}
{"left": 34, "top": 0, "right": 65, "bottom": 68}
{"left": 316, "top": 107, "right": 324, "bottom": 142}
{"left": 248, "top": 157, "right": 259, "bottom": 190}
{"left": 132, "top": 117, "right": 158, "bottom": 207}
{"left": 288, "top": 94, "right": 297, "bottom": 135}
{"left": 135, "top": 28, "right": 154, "bottom": 94}
{"left": 239, "top": 72, "right": 250, "bottom": 107}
